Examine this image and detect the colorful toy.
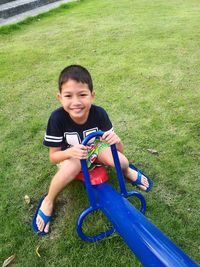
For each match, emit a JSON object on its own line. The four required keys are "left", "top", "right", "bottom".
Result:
{"left": 76, "top": 131, "right": 199, "bottom": 267}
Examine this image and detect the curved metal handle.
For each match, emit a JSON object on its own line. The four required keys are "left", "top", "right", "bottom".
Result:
{"left": 82, "top": 131, "right": 104, "bottom": 146}
{"left": 81, "top": 131, "right": 128, "bottom": 204}
{"left": 80, "top": 131, "right": 105, "bottom": 208}
{"left": 76, "top": 206, "right": 115, "bottom": 242}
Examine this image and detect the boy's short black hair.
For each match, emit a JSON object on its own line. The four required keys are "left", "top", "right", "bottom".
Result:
{"left": 58, "top": 65, "right": 93, "bottom": 93}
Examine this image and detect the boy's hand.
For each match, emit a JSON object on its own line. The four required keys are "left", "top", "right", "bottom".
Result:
{"left": 102, "top": 131, "right": 121, "bottom": 145}
{"left": 68, "top": 144, "right": 88, "bottom": 159}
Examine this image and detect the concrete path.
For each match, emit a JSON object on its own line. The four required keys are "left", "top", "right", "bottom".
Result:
{"left": 0, "top": 0, "right": 76, "bottom": 26}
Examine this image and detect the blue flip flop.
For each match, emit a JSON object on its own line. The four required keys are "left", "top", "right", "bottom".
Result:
{"left": 32, "top": 195, "right": 52, "bottom": 236}
{"left": 129, "top": 164, "right": 153, "bottom": 192}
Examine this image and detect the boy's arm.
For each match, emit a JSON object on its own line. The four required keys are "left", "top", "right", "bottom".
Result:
{"left": 49, "top": 145, "right": 88, "bottom": 164}
{"left": 102, "top": 131, "right": 124, "bottom": 153}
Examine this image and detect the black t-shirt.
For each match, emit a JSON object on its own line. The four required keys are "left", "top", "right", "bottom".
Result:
{"left": 43, "top": 105, "right": 113, "bottom": 150}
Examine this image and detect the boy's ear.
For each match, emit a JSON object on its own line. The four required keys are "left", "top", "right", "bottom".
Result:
{"left": 57, "top": 93, "right": 61, "bottom": 101}
{"left": 92, "top": 90, "right": 96, "bottom": 98}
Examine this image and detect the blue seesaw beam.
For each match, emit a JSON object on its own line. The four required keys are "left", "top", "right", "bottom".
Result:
{"left": 77, "top": 131, "right": 199, "bottom": 267}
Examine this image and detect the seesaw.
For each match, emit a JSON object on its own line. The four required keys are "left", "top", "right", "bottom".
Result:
{"left": 76, "top": 131, "right": 199, "bottom": 267}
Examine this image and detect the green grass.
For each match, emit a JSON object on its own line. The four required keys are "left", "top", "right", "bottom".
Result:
{"left": 0, "top": 0, "right": 200, "bottom": 266}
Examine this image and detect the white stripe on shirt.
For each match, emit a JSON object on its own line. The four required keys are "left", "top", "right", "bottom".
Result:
{"left": 45, "top": 134, "right": 63, "bottom": 140}
{"left": 44, "top": 137, "right": 62, "bottom": 143}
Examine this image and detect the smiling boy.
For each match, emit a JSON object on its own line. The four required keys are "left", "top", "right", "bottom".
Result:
{"left": 32, "top": 65, "right": 152, "bottom": 236}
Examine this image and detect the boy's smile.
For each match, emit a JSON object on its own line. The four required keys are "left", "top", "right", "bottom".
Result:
{"left": 58, "top": 79, "right": 95, "bottom": 124}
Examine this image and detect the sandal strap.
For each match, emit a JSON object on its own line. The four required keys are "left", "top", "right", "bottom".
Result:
{"left": 132, "top": 170, "right": 142, "bottom": 186}
{"left": 38, "top": 209, "right": 52, "bottom": 225}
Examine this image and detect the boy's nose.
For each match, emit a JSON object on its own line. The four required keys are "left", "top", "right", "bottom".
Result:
{"left": 72, "top": 96, "right": 81, "bottom": 104}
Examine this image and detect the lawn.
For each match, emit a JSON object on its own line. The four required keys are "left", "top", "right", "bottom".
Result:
{"left": 0, "top": 0, "right": 200, "bottom": 266}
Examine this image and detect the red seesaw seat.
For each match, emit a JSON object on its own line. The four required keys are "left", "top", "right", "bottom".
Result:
{"left": 75, "top": 166, "right": 108, "bottom": 185}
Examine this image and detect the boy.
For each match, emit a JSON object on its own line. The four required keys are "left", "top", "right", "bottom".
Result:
{"left": 32, "top": 65, "right": 152, "bottom": 236}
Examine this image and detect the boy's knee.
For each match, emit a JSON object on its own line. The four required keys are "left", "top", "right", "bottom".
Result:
{"left": 59, "top": 159, "right": 81, "bottom": 178}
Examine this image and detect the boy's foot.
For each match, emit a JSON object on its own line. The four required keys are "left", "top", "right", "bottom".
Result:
{"left": 32, "top": 195, "right": 53, "bottom": 236}
{"left": 125, "top": 164, "right": 153, "bottom": 192}
{"left": 36, "top": 196, "right": 53, "bottom": 234}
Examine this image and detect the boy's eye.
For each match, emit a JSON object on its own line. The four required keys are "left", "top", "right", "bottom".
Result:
{"left": 80, "top": 94, "right": 87, "bottom": 96}
{"left": 64, "top": 95, "right": 71, "bottom": 98}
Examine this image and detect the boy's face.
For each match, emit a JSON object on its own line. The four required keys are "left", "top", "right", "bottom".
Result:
{"left": 58, "top": 79, "right": 95, "bottom": 124}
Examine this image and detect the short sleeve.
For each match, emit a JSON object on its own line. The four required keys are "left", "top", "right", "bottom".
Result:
{"left": 98, "top": 107, "right": 113, "bottom": 132}
{"left": 43, "top": 112, "right": 64, "bottom": 147}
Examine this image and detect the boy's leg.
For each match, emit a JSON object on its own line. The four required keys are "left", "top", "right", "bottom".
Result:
{"left": 36, "top": 158, "right": 81, "bottom": 233}
{"left": 97, "top": 147, "right": 149, "bottom": 191}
